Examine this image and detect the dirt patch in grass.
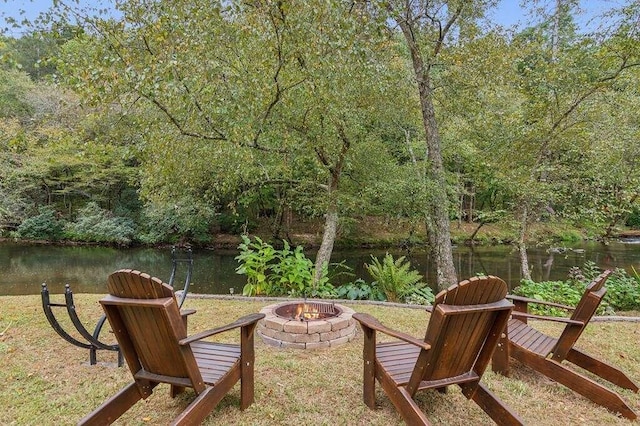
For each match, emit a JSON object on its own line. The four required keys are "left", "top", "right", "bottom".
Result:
{"left": 1, "top": 295, "right": 638, "bottom": 425}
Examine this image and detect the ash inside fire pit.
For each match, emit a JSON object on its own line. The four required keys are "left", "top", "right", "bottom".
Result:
{"left": 258, "top": 301, "right": 356, "bottom": 349}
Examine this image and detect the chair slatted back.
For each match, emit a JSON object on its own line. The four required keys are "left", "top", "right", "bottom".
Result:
{"left": 100, "top": 269, "right": 204, "bottom": 392}
{"left": 552, "top": 270, "right": 611, "bottom": 361}
{"left": 407, "top": 276, "right": 511, "bottom": 394}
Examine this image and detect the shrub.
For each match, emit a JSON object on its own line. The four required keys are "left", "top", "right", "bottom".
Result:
{"left": 139, "top": 201, "right": 215, "bottom": 244}
{"left": 572, "top": 261, "right": 640, "bottom": 312}
{"left": 64, "top": 202, "right": 135, "bottom": 245}
{"left": 512, "top": 280, "right": 587, "bottom": 316}
{"left": 625, "top": 208, "right": 640, "bottom": 229}
{"left": 602, "top": 268, "right": 640, "bottom": 312}
{"left": 16, "top": 206, "right": 64, "bottom": 240}
{"left": 513, "top": 261, "right": 640, "bottom": 315}
{"left": 235, "top": 236, "right": 277, "bottom": 296}
{"left": 405, "top": 286, "right": 435, "bottom": 305}
{"left": 235, "top": 236, "right": 335, "bottom": 298}
{"left": 271, "top": 241, "right": 319, "bottom": 296}
{"left": 336, "top": 279, "right": 385, "bottom": 301}
{"left": 365, "top": 253, "right": 426, "bottom": 303}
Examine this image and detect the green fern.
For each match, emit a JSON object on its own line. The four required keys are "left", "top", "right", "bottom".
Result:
{"left": 365, "top": 253, "right": 425, "bottom": 303}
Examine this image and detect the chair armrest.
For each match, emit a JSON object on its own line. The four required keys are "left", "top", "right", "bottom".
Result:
{"left": 511, "top": 311, "right": 584, "bottom": 325}
{"left": 507, "top": 295, "right": 575, "bottom": 311}
{"left": 353, "top": 313, "right": 431, "bottom": 351}
{"left": 180, "top": 308, "right": 197, "bottom": 317}
{"left": 179, "top": 313, "right": 265, "bottom": 346}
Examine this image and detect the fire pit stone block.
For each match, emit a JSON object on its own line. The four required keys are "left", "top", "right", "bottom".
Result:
{"left": 283, "top": 321, "right": 308, "bottom": 334}
{"left": 257, "top": 301, "right": 357, "bottom": 349}
{"left": 307, "top": 321, "right": 332, "bottom": 334}
{"left": 263, "top": 316, "right": 287, "bottom": 332}
{"left": 294, "top": 333, "right": 321, "bottom": 343}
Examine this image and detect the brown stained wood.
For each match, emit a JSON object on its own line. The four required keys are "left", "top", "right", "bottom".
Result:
{"left": 361, "top": 325, "right": 377, "bottom": 409}
{"left": 78, "top": 382, "right": 149, "bottom": 426}
{"left": 566, "top": 348, "right": 640, "bottom": 392}
{"left": 81, "top": 269, "right": 264, "bottom": 425}
{"left": 493, "top": 270, "right": 639, "bottom": 420}
{"left": 353, "top": 276, "right": 523, "bottom": 425}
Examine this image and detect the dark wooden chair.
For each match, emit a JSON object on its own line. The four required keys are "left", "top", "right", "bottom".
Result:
{"left": 79, "top": 269, "right": 264, "bottom": 425}
{"left": 492, "top": 270, "right": 638, "bottom": 419}
{"left": 353, "top": 275, "right": 523, "bottom": 425}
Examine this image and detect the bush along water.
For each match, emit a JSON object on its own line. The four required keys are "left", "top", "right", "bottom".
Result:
{"left": 235, "top": 236, "right": 334, "bottom": 298}
{"left": 512, "top": 261, "right": 640, "bottom": 315}
{"left": 234, "top": 237, "right": 434, "bottom": 304}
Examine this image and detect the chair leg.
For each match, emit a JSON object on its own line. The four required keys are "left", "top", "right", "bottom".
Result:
{"left": 491, "top": 330, "right": 510, "bottom": 376}
{"left": 465, "top": 382, "right": 524, "bottom": 426}
{"left": 517, "top": 351, "right": 637, "bottom": 420}
{"left": 172, "top": 386, "right": 221, "bottom": 426}
{"left": 393, "top": 386, "right": 432, "bottom": 425}
{"left": 377, "top": 370, "right": 430, "bottom": 425}
{"left": 565, "top": 348, "right": 639, "bottom": 392}
{"left": 78, "top": 382, "right": 146, "bottom": 425}
{"left": 172, "top": 368, "right": 241, "bottom": 425}
{"left": 361, "top": 327, "right": 376, "bottom": 409}
{"left": 240, "top": 322, "right": 257, "bottom": 410}
{"left": 171, "top": 385, "right": 186, "bottom": 398}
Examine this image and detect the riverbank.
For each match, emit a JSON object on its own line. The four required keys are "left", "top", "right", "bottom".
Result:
{"left": 3, "top": 216, "right": 620, "bottom": 251}
{"left": 208, "top": 217, "right": 605, "bottom": 250}
{"left": 1, "top": 294, "right": 638, "bottom": 425}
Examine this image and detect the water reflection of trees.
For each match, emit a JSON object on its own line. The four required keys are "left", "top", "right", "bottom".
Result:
{"left": 2, "top": 241, "right": 640, "bottom": 296}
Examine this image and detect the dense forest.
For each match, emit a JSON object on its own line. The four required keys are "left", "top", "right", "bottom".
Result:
{"left": 1, "top": 1, "right": 639, "bottom": 290}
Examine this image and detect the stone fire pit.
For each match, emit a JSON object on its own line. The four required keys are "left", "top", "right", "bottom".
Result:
{"left": 257, "top": 301, "right": 356, "bottom": 349}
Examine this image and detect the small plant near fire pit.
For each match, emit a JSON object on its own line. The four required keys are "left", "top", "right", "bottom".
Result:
{"left": 365, "top": 253, "right": 433, "bottom": 304}
{"left": 235, "top": 236, "right": 335, "bottom": 297}
{"left": 235, "top": 236, "right": 277, "bottom": 296}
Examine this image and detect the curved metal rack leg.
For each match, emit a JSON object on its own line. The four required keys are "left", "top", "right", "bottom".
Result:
{"left": 41, "top": 283, "right": 122, "bottom": 366}
{"left": 41, "top": 247, "right": 193, "bottom": 367}
{"left": 168, "top": 246, "right": 193, "bottom": 308}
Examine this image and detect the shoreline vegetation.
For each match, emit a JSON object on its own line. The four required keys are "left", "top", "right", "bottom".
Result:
{"left": 3, "top": 218, "right": 639, "bottom": 250}
{"left": 1, "top": 295, "right": 638, "bottom": 425}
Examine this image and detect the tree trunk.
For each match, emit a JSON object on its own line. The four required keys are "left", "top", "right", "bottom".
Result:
{"left": 518, "top": 204, "right": 532, "bottom": 281}
{"left": 313, "top": 199, "right": 338, "bottom": 287}
{"left": 397, "top": 22, "right": 457, "bottom": 290}
{"left": 312, "top": 126, "right": 350, "bottom": 288}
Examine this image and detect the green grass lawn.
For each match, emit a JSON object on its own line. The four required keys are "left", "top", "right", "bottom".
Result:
{"left": 1, "top": 295, "right": 638, "bottom": 425}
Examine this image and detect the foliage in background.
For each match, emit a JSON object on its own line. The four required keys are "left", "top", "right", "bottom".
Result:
{"left": 15, "top": 206, "right": 63, "bottom": 240}
{"left": 365, "top": 253, "right": 432, "bottom": 303}
{"left": 64, "top": 202, "right": 135, "bottom": 245}
{"left": 512, "top": 279, "right": 589, "bottom": 316}
{"left": 138, "top": 201, "right": 216, "bottom": 245}
{"left": 512, "top": 261, "right": 640, "bottom": 315}
{"left": 2, "top": 2, "right": 640, "bottom": 257}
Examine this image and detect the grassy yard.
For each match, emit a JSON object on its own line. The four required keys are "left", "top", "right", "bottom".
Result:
{"left": 1, "top": 295, "right": 638, "bottom": 425}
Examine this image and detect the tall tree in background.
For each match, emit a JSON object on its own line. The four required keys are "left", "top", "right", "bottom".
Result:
{"left": 442, "top": 0, "right": 640, "bottom": 280}
{"left": 57, "top": 0, "right": 411, "bottom": 283}
{"left": 372, "top": 1, "right": 497, "bottom": 289}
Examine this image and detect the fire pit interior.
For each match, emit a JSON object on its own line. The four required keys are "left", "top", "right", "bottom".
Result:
{"left": 258, "top": 301, "right": 356, "bottom": 349}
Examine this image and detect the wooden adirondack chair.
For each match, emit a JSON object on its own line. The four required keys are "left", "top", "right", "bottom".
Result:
{"left": 353, "top": 275, "right": 523, "bottom": 425}
{"left": 79, "top": 269, "right": 265, "bottom": 425}
{"left": 492, "top": 270, "right": 638, "bottom": 420}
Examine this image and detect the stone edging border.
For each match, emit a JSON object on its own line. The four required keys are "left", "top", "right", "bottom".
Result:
{"left": 180, "top": 292, "right": 640, "bottom": 322}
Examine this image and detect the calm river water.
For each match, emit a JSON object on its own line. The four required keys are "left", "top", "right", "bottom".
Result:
{"left": 1, "top": 240, "right": 639, "bottom": 296}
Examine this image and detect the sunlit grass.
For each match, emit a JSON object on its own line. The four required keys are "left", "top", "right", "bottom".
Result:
{"left": 1, "top": 295, "right": 638, "bottom": 425}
